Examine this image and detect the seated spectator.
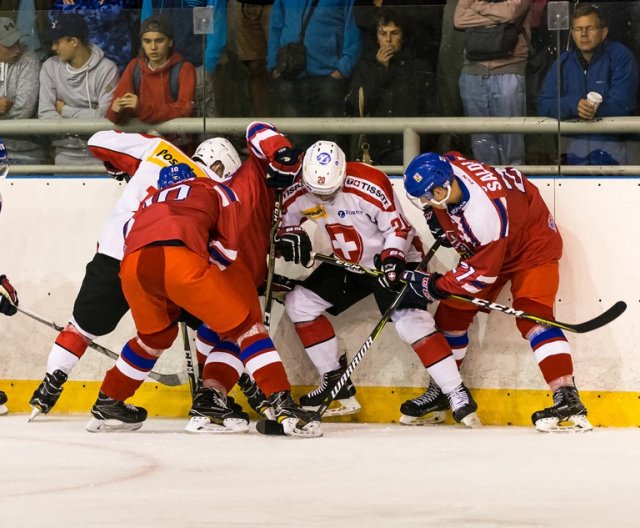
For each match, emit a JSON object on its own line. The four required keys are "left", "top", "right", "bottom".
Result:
{"left": 454, "top": 0, "right": 532, "bottom": 165}
{"left": 141, "top": 0, "right": 226, "bottom": 118}
{"left": 108, "top": 15, "right": 196, "bottom": 152}
{"left": 538, "top": 4, "right": 639, "bottom": 165}
{"left": 346, "top": 7, "right": 435, "bottom": 165}
{"left": 0, "top": 17, "right": 49, "bottom": 164}
{"left": 267, "top": 0, "right": 361, "bottom": 151}
{"left": 48, "top": 0, "right": 140, "bottom": 73}
{"left": 39, "top": 13, "right": 119, "bottom": 166}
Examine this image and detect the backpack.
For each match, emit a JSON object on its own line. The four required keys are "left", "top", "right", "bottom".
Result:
{"left": 132, "top": 60, "right": 184, "bottom": 101}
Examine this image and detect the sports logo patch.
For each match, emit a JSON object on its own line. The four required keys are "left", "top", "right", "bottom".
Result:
{"left": 316, "top": 152, "right": 332, "bottom": 165}
{"left": 302, "top": 205, "right": 328, "bottom": 219}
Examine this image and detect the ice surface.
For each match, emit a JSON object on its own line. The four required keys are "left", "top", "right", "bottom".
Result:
{"left": 0, "top": 416, "right": 638, "bottom": 527}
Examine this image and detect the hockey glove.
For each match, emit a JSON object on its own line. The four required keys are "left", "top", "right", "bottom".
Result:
{"left": 374, "top": 250, "right": 406, "bottom": 291}
{"left": 402, "top": 270, "right": 449, "bottom": 303}
{"left": 266, "top": 147, "right": 303, "bottom": 189}
{"left": 275, "top": 226, "right": 312, "bottom": 265}
{"left": 423, "top": 207, "right": 452, "bottom": 248}
{"left": 104, "top": 161, "right": 130, "bottom": 182}
{"left": 0, "top": 275, "right": 18, "bottom": 316}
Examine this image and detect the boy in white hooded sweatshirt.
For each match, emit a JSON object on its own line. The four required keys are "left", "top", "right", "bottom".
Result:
{"left": 39, "top": 13, "right": 119, "bottom": 165}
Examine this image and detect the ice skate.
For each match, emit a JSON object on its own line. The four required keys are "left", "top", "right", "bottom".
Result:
{"left": 86, "top": 391, "right": 148, "bottom": 432}
{"left": 28, "top": 369, "right": 68, "bottom": 421}
{"left": 238, "top": 373, "right": 275, "bottom": 420}
{"left": 270, "top": 390, "right": 322, "bottom": 438}
{"left": 0, "top": 390, "right": 7, "bottom": 415}
{"left": 185, "top": 387, "right": 249, "bottom": 434}
{"left": 400, "top": 379, "right": 450, "bottom": 425}
{"left": 300, "top": 359, "right": 361, "bottom": 417}
{"left": 446, "top": 383, "right": 481, "bottom": 428}
{"left": 532, "top": 385, "right": 593, "bottom": 433}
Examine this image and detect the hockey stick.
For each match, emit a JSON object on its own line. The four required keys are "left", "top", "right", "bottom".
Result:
{"left": 263, "top": 190, "right": 283, "bottom": 331}
{"left": 256, "top": 239, "right": 443, "bottom": 436}
{"left": 16, "top": 306, "right": 187, "bottom": 387}
{"left": 310, "top": 254, "right": 627, "bottom": 334}
{"left": 180, "top": 322, "right": 198, "bottom": 399}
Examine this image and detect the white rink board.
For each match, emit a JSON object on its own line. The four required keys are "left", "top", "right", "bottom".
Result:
{"left": 0, "top": 177, "right": 636, "bottom": 391}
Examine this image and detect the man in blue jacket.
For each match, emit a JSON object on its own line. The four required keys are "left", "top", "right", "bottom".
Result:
{"left": 538, "top": 4, "right": 638, "bottom": 165}
{"left": 268, "top": 0, "right": 361, "bottom": 150}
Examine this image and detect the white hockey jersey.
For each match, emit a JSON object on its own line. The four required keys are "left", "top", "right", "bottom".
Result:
{"left": 281, "top": 162, "right": 423, "bottom": 267}
{"left": 87, "top": 131, "right": 216, "bottom": 260}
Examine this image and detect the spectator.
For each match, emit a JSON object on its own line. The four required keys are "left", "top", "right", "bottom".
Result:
{"left": 538, "top": 4, "right": 639, "bottom": 165}
{"left": 0, "top": 16, "right": 48, "bottom": 164}
{"left": 141, "top": 0, "right": 226, "bottom": 119}
{"left": 48, "top": 0, "right": 140, "bottom": 73}
{"left": 107, "top": 15, "right": 196, "bottom": 152}
{"left": 454, "top": 0, "right": 533, "bottom": 165}
{"left": 226, "top": 0, "right": 274, "bottom": 117}
{"left": 346, "top": 7, "right": 436, "bottom": 165}
{"left": 39, "top": 13, "right": 119, "bottom": 165}
{"left": 267, "top": 0, "right": 361, "bottom": 150}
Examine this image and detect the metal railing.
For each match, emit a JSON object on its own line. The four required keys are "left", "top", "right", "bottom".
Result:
{"left": 5, "top": 116, "right": 640, "bottom": 176}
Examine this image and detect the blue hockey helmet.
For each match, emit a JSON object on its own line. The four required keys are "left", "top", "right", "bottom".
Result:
{"left": 158, "top": 163, "right": 196, "bottom": 189}
{"left": 403, "top": 153, "right": 453, "bottom": 204}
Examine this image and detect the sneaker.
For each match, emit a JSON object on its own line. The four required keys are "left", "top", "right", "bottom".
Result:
{"left": 29, "top": 369, "right": 68, "bottom": 420}
{"left": 238, "top": 373, "right": 275, "bottom": 420}
{"left": 446, "top": 383, "right": 481, "bottom": 428}
{"left": 269, "top": 390, "right": 322, "bottom": 438}
{"left": 185, "top": 387, "right": 249, "bottom": 434}
{"left": 531, "top": 385, "right": 593, "bottom": 433}
{"left": 0, "top": 390, "right": 7, "bottom": 415}
{"left": 399, "top": 379, "right": 450, "bottom": 425}
{"left": 86, "top": 391, "right": 148, "bottom": 432}
{"left": 299, "top": 357, "right": 361, "bottom": 417}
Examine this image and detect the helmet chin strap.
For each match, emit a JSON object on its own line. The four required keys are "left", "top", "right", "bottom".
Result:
{"left": 425, "top": 183, "right": 451, "bottom": 208}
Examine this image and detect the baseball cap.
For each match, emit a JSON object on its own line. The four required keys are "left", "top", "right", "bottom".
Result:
{"left": 0, "top": 17, "right": 27, "bottom": 47}
{"left": 46, "top": 13, "right": 89, "bottom": 41}
{"left": 140, "top": 15, "right": 173, "bottom": 38}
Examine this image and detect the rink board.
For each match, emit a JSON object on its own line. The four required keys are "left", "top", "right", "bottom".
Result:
{"left": 0, "top": 176, "right": 637, "bottom": 425}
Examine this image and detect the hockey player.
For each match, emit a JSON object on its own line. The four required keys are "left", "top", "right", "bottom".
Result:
{"left": 28, "top": 130, "right": 242, "bottom": 420}
{"left": 276, "top": 140, "right": 480, "bottom": 427}
{"left": 88, "top": 163, "right": 321, "bottom": 437}
{"left": 401, "top": 152, "right": 592, "bottom": 433}
{"left": 0, "top": 138, "right": 18, "bottom": 414}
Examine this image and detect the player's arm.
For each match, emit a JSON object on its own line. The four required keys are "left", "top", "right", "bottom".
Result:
{"left": 88, "top": 131, "right": 153, "bottom": 180}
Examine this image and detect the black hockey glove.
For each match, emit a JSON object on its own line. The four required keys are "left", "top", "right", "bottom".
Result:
{"left": 374, "top": 250, "right": 406, "bottom": 291}
{"left": 104, "top": 161, "right": 130, "bottom": 182}
{"left": 266, "top": 147, "right": 303, "bottom": 189}
{"left": 423, "top": 207, "right": 452, "bottom": 248}
{"left": 402, "top": 270, "right": 449, "bottom": 303}
{"left": 0, "top": 274, "right": 18, "bottom": 316}
{"left": 275, "top": 226, "right": 312, "bottom": 265}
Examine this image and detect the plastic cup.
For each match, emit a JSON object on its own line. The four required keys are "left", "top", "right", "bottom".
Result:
{"left": 587, "top": 91, "right": 602, "bottom": 113}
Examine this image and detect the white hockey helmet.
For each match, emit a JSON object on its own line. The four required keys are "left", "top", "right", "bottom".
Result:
{"left": 302, "top": 140, "right": 346, "bottom": 197}
{"left": 192, "top": 137, "right": 241, "bottom": 182}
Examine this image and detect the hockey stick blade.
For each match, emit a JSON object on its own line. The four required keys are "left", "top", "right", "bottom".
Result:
{"left": 16, "top": 306, "right": 187, "bottom": 387}
{"left": 256, "top": 419, "right": 287, "bottom": 436}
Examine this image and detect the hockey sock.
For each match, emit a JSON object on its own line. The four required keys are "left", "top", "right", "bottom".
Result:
{"left": 413, "top": 332, "right": 461, "bottom": 394}
{"left": 294, "top": 315, "right": 340, "bottom": 375}
{"left": 46, "top": 328, "right": 90, "bottom": 375}
{"left": 100, "top": 338, "right": 159, "bottom": 401}
{"left": 202, "top": 341, "right": 243, "bottom": 393}
{"left": 196, "top": 324, "right": 221, "bottom": 367}
{"left": 442, "top": 331, "right": 469, "bottom": 368}
{"left": 528, "top": 326, "right": 573, "bottom": 383}
{"left": 239, "top": 332, "right": 290, "bottom": 397}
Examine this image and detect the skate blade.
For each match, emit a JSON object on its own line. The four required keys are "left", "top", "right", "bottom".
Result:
{"left": 399, "top": 410, "right": 447, "bottom": 426}
{"left": 460, "top": 412, "right": 482, "bottom": 428}
{"left": 535, "top": 415, "right": 593, "bottom": 433}
{"left": 27, "top": 406, "right": 42, "bottom": 422}
{"left": 85, "top": 417, "right": 144, "bottom": 433}
{"left": 304, "top": 396, "right": 362, "bottom": 417}
{"left": 0, "top": 403, "right": 7, "bottom": 416}
{"left": 185, "top": 416, "right": 249, "bottom": 434}
{"left": 280, "top": 417, "right": 323, "bottom": 438}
